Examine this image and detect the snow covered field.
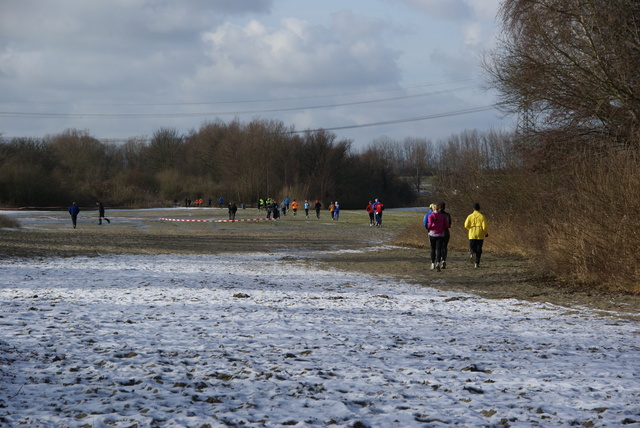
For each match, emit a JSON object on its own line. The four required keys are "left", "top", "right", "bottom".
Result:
{"left": 0, "top": 251, "right": 638, "bottom": 427}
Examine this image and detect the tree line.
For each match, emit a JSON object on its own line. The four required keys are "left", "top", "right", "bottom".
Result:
{"left": 0, "top": 119, "right": 429, "bottom": 210}
{"left": 2, "top": 114, "right": 523, "bottom": 213}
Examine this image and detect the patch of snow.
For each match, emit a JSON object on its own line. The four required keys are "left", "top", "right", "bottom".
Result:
{"left": 0, "top": 253, "right": 638, "bottom": 427}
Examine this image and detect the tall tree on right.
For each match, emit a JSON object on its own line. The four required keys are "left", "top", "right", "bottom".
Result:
{"left": 483, "top": 0, "right": 640, "bottom": 147}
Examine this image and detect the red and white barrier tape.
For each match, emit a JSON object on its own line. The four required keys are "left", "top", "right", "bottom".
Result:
{"left": 158, "top": 217, "right": 278, "bottom": 223}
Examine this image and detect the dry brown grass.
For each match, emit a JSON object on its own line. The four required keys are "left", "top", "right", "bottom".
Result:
{"left": 407, "top": 146, "right": 640, "bottom": 295}
{"left": 542, "top": 148, "right": 640, "bottom": 294}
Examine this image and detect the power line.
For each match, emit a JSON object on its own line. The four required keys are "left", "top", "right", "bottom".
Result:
{"left": 0, "top": 86, "right": 478, "bottom": 119}
{"left": 3, "top": 104, "right": 497, "bottom": 143}
{"left": 289, "top": 105, "right": 497, "bottom": 133}
{"left": 0, "top": 78, "right": 480, "bottom": 107}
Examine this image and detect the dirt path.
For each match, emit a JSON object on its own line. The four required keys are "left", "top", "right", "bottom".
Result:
{"left": 1, "top": 207, "right": 638, "bottom": 319}
{"left": 318, "top": 246, "right": 640, "bottom": 319}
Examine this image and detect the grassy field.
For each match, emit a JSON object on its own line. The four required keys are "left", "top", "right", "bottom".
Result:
{"left": 1, "top": 207, "right": 638, "bottom": 319}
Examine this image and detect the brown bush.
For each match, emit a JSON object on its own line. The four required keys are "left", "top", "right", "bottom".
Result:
{"left": 543, "top": 148, "right": 640, "bottom": 293}
{"left": 398, "top": 130, "right": 640, "bottom": 294}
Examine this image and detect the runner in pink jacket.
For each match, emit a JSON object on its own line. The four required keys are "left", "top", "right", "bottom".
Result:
{"left": 426, "top": 204, "right": 450, "bottom": 271}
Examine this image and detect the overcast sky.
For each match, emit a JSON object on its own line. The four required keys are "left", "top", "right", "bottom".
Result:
{"left": 0, "top": 0, "right": 511, "bottom": 150}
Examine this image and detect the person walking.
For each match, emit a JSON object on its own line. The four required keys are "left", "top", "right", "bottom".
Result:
{"left": 266, "top": 199, "right": 274, "bottom": 219}
{"left": 425, "top": 203, "right": 449, "bottom": 271}
{"left": 366, "top": 201, "right": 375, "bottom": 226}
{"left": 374, "top": 199, "right": 384, "bottom": 227}
{"left": 69, "top": 202, "right": 80, "bottom": 229}
{"left": 464, "top": 203, "right": 489, "bottom": 268}
{"left": 228, "top": 201, "right": 238, "bottom": 220}
{"left": 440, "top": 202, "right": 452, "bottom": 269}
{"left": 96, "top": 201, "right": 110, "bottom": 225}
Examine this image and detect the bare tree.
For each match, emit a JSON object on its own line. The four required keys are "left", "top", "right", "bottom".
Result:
{"left": 369, "top": 136, "right": 403, "bottom": 176}
{"left": 0, "top": 137, "right": 60, "bottom": 206}
{"left": 47, "top": 129, "right": 111, "bottom": 199}
{"left": 484, "top": 0, "right": 640, "bottom": 145}
{"left": 146, "top": 128, "right": 184, "bottom": 173}
{"left": 299, "top": 129, "right": 351, "bottom": 202}
{"left": 403, "top": 137, "right": 434, "bottom": 194}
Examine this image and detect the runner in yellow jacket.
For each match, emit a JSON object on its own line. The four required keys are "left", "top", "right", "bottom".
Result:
{"left": 464, "top": 203, "right": 488, "bottom": 268}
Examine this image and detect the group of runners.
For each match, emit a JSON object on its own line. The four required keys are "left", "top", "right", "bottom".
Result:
{"left": 424, "top": 202, "right": 489, "bottom": 271}
{"left": 365, "top": 199, "right": 385, "bottom": 227}
{"left": 68, "top": 199, "right": 489, "bottom": 271}
{"left": 257, "top": 198, "right": 348, "bottom": 220}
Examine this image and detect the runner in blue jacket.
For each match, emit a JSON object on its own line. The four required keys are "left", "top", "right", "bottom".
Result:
{"left": 69, "top": 202, "right": 80, "bottom": 229}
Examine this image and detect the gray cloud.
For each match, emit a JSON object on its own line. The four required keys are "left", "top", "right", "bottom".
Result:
{"left": 398, "top": 0, "right": 471, "bottom": 20}
{"left": 0, "top": 3, "right": 267, "bottom": 110}
{"left": 0, "top": 1, "right": 274, "bottom": 37}
{"left": 0, "top": 0, "right": 508, "bottom": 148}
{"left": 192, "top": 10, "right": 400, "bottom": 95}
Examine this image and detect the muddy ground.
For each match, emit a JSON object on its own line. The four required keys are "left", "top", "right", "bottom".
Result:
{"left": 1, "top": 207, "right": 638, "bottom": 320}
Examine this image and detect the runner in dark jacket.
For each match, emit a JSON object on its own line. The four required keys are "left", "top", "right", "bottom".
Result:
{"left": 97, "top": 201, "right": 110, "bottom": 225}
{"left": 69, "top": 202, "right": 80, "bottom": 229}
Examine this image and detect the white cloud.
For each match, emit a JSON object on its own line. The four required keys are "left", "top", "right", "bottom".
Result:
{"left": 468, "top": 0, "right": 502, "bottom": 21}
{"left": 397, "top": 0, "right": 500, "bottom": 22}
{"left": 391, "top": 0, "right": 500, "bottom": 84}
{"left": 196, "top": 12, "right": 400, "bottom": 92}
{"left": 462, "top": 22, "right": 484, "bottom": 47}
{"left": 399, "top": 0, "right": 471, "bottom": 20}
{"left": 0, "top": 47, "right": 44, "bottom": 81}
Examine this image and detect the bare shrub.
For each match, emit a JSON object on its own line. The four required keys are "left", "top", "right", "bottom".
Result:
{"left": 545, "top": 146, "right": 640, "bottom": 292}
{"left": 409, "top": 126, "right": 639, "bottom": 294}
